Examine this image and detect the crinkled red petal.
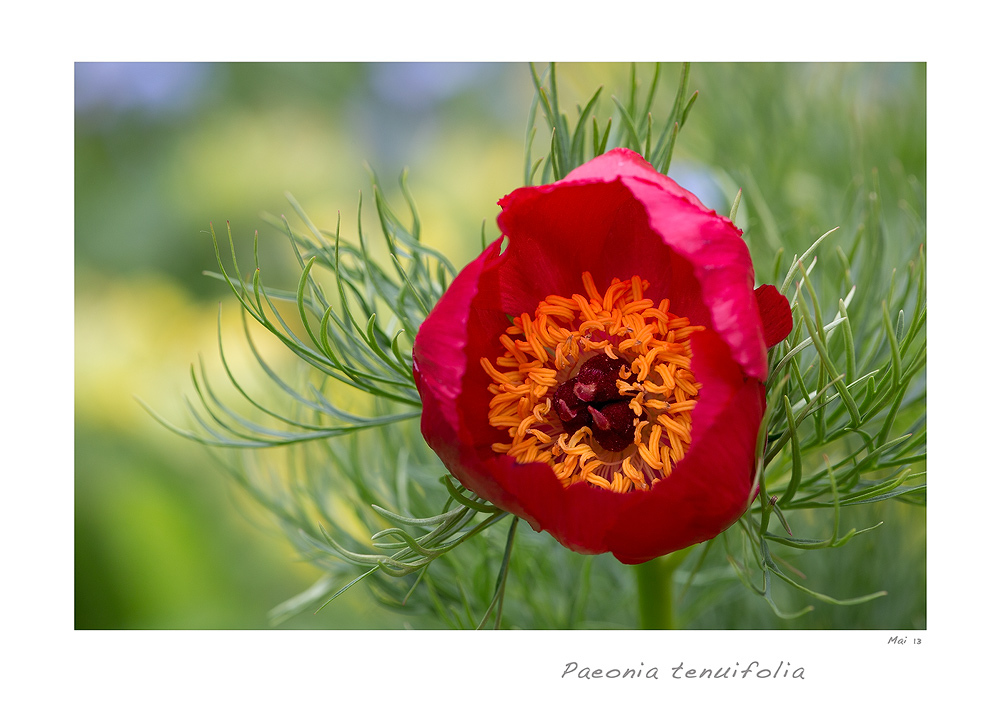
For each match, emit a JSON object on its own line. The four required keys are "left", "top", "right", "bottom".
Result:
{"left": 497, "top": 148, "right": 769, "bottom": 380}
{"left": 754, "top": 283, "right": 794, "bottom": 347}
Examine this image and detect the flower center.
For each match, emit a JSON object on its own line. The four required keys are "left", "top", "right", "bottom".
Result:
{"left": 482, "top": 272, "right": 704, "bottom": 493}
{"left": 554, "top": 355, "right": 634, "bottom": 452}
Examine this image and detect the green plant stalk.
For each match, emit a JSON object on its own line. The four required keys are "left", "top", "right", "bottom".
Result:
{"left": 634, "top": 547, "right": 692, "bottom": 629}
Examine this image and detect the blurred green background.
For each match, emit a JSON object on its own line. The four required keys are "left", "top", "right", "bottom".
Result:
{"left": 75, "top": 62, "right": 925, "bottom": 629}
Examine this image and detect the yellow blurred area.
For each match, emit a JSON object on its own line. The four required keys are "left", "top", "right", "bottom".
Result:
{"left": 74, "top": 267, "right": 348, "bottom": 628}
{"left": 410, "top": 124, "right": 525, "bottom": 267}
{"left": 166, "top": 106, "right": 367, "bottom": 229}
{"left": 75, "top": 261, "right": 390, "bottom": 566}
{"left": 75, "top": 267, "right": 290, "bottom": 437}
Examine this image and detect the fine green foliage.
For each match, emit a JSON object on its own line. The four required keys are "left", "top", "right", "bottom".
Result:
{"left": 159, "top": 62, "right": 925, "bottom": 629}
{"left": 146, "top": 168, "right": 528, "bottom": 626}
{"left": 525, "top": 62, "right": 697, "bottom": 184}
{"left": 731, "top": 169, "right": 926, "bottom": 617}
{"left": 147, "top": 170, "right": 446, "bottom": 448}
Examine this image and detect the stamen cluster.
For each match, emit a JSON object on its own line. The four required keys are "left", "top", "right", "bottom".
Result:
{"left": 482, "top": 272, "right": 704, "bottom": 494}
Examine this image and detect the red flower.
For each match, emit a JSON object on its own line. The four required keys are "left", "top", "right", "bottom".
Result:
{"left": 412, "top": 148, "right": 792, "bottom": 564}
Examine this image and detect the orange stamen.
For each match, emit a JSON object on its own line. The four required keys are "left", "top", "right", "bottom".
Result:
{"left": 485, "top": 273, "right": 703, "bottom": 493}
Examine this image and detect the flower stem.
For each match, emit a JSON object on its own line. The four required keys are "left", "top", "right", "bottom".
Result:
{"left": 634, "top": 547, "right": 692, "bottom": 629}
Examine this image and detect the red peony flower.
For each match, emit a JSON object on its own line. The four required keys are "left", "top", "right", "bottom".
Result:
{"left": 412, "top": 148, "right": 792, "bottom": 564}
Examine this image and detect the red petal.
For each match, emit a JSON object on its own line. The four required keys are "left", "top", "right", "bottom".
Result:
{"left": 497, "top": 148, "right": 770, "bottom": 380}
{"left": 605, "top": 378, "right": 764, "bottom": 564}
{"left": 563, "top": 147, "right": 710, "bottom": 209}
{"left": 754, "top": 284, "right": 793, "bottom": 347}
{"left": 687, "top": 328, "right": 744, "bottom": 444}
{"left": 413, "top": 238, "right": 519, "bottom": 505}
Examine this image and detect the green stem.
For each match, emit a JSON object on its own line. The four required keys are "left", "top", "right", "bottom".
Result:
{"left": 635, "top": 547, "right": 692, "bottom": 629}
